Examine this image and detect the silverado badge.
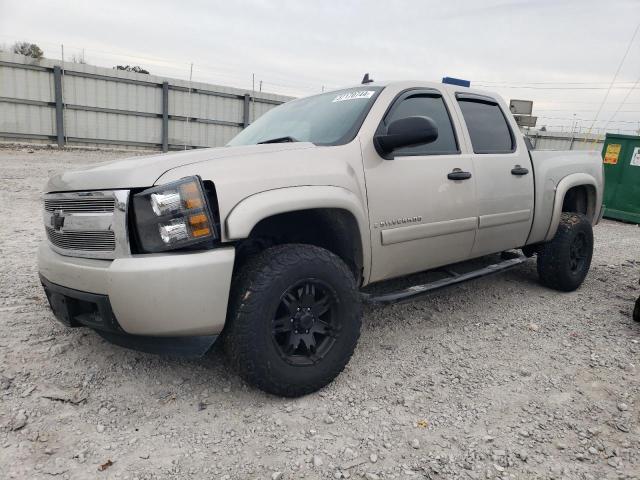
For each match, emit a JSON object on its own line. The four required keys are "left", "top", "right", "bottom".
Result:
{"left": 374, "top": 216, "right": 422, "bottom": 229}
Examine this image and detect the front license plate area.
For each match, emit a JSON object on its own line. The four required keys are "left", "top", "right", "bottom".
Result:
{"left": 44, "top": 290, "right": 76, "bottom": 327}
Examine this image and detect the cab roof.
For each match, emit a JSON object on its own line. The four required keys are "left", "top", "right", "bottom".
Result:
{"left": 335, "top": 80, "right": 500, "bottom": 100}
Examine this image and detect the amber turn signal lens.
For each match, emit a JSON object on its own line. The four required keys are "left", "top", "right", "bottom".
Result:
{"left": 188, "top": 213, "right": 211, "bottom": 238}
{"left": 184, "top": 198, "right": 203, "bottom": 209}
{"left": 180, "top": 182, "right": 204, "bottom": 210}
{"left": 181, "top": 182, "right": 198, "bottom": 195}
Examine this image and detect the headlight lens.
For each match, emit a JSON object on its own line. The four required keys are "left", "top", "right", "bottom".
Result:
{"left": 150, "top": 191, "right": 181, "bottom": 216}
{"left": 133, "top": 176, "right": 217, "bottom": 252}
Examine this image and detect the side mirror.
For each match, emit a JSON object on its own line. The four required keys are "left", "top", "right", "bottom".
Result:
{"left": 374, "top": 116, "right": 439, "bottom": 159}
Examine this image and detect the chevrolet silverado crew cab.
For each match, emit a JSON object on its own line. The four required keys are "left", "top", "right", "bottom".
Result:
{"left": 39, "top": 81, "right": 604, "bottom": 397}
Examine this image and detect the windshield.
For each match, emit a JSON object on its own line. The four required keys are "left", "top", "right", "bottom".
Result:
{"left": 227, "top": 87, "right": 383, "bottom": 147}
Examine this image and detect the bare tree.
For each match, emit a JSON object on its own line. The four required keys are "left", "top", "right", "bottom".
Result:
{"left": 70, "top": 51, "right": 87, "bottom": 64}
{"left": 114, "top": 65, "right": 150, "bottom": 74}
{"left": 12, "top": 41, "right": 44, "bottom": 59}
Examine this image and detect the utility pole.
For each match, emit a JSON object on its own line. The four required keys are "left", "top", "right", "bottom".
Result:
{"left": 184, "top": 62, "right": 193, "bottom": 151}
{"left": 60, "top": 44, "right": 67, "bottom": 146}
{"left": 252, "top": 73, "right": 255, "bottom": 122}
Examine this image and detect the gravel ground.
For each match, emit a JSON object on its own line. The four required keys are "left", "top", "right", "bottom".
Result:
{"left": 1, "top": 146, "right": 639, "bottom": 480}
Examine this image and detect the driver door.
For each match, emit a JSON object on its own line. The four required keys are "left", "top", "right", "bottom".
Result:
{"left": 362, "top": 89, "right": 478, "bottom": 283}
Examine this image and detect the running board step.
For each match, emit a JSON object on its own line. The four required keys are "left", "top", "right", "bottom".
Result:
{"left": 362, "top": 254, "right": 528, "bottom": 305}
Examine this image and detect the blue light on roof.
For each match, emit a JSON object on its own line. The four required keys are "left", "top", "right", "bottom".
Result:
{"left": 442, "top": 77, "right": 471, "bottom": 87}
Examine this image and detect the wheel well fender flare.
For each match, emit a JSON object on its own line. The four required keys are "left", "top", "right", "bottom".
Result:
{"left": 225, "top": 186, "right": 371, "bottom": 278}
{"left": 545, "top": 173, "right": 600, "bottom": 241}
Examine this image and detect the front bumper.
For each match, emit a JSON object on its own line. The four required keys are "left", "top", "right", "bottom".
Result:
{"left": 38, "top": 243, "right": 235, "bottom": 337}
{"left": 39, "top": 275, "right": 219, "bottom": 356}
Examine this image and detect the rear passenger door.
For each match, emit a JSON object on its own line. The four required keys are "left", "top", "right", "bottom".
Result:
{"left": 452, "top": 93, "right": 534, "bottom": 256}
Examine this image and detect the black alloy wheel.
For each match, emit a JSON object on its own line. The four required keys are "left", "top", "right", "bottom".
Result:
{"left": 272, "top": 279, "right": 340, "bottom": 366}
{"left": 569, "top": 232, "right": 589, "bottom": 273}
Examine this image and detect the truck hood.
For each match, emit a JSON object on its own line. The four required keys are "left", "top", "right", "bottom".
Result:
{"left": 45, "top": 143, "right": 316, "bottom": 192}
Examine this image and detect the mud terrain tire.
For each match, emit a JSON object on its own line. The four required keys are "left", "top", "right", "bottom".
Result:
{"left": 537, "top": 212, "right": 593, "bottom": 292}
{"left": 224, "top": 244, "right": 361, "bottom": 397}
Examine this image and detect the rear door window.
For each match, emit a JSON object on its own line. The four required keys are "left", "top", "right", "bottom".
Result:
{"left": 457, "top": 98, "right": 515, "bottom": 154}
{"left": 383, "top": 92, "right": 459, "bottom": 156}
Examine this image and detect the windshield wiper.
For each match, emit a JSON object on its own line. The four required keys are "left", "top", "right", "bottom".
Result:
{"left": 257, "top": 136, "right": 299, "bottom": 144}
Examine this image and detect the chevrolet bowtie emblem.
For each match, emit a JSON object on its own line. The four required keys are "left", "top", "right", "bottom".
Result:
{"left": 51, "top": 210, "right": 65, "bottom": 230}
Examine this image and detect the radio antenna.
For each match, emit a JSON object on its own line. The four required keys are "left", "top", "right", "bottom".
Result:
{"left": 361, "top": 73, "right": 374, "bottom": 84}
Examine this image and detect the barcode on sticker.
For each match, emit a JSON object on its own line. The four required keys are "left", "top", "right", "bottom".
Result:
{"left": 332, "top": 91, "right": 375, "bottom": 102}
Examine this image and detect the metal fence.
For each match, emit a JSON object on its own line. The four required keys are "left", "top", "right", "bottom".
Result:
{"left": 525, "top": 130, "right": 604, "bottom": 151}
{"left": 0, "top": 52, "right": 292, "bottom": 150}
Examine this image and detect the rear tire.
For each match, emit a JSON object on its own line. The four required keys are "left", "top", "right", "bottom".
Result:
{"left": 224, "top": 244, "right": 362, "bottom": 397}
{"left": 633, "top": 296, "right": 640, "bottom": 323}
{"left": 537, "top": 212, "right": 593, "bottom": 292}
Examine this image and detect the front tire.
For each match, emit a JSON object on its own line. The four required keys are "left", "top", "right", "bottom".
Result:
{"left": 224, "top": 244, "right": 362, "bottom": 397}
{"left": 537, "top": 212, "right": 593, "bottom": 292}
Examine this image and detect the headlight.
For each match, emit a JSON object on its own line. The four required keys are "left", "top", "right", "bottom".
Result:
{"left": 132, "top": 176, "right": 218, "bottom": 252}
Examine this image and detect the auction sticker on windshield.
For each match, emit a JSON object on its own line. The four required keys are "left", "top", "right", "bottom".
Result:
{"left": 333, "top": 91, "right": 376, "bottom": 102}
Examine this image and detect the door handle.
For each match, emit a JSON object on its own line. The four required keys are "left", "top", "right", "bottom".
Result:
{"left": 447, "top": 169, "right": 472, "bottom": 181}
{"left": 511, "top": 165, "right": 529, "bottom": 176}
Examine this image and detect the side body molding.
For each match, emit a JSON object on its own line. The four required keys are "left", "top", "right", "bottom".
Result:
{"left": 225, "top": 186, "right": 372, "bottom": 283}
{"left": 544, "top": 173, "right": 600, "bottom": 242}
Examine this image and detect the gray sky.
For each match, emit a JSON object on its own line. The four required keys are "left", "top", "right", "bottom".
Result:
{"left": 1, "top": 0, "right": 639, "bottom": 133}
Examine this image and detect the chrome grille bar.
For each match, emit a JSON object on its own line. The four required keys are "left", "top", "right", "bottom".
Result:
{"left": 44, "top": 198, "right": 115, "bottom": 213}
{"left": 46, "top": 227, "right": 116, "bottom": 251}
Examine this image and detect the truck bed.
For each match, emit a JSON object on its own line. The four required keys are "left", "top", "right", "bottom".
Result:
{"left": 527, "top": 149, "right": 603, "bottom": 244}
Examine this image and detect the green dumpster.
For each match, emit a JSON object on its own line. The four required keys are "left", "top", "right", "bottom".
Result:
{"left": 602, "top": 133, "right": 640, "bottom": 224}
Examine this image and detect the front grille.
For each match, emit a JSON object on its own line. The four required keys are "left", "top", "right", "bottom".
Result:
{"left": 44, "top": 198, "right": 115, "bottom": 213}
{"left": 46, "top": 227, "right": 116, "bottom": 251}
{"left": 43, "top": 190, "right": 129, "bottom": 259}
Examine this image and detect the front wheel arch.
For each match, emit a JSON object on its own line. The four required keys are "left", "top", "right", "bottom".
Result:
{"left": 238, "top": 208, "right": 364, "bottom": 284}
{"left": 225, "top": 186, "right": 370, "bottom": 283}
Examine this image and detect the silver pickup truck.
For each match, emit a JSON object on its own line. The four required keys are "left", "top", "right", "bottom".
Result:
{"left": 39, "top": 81, "right": 603, "bottom": 396}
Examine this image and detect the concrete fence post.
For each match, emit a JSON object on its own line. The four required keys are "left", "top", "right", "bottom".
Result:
{"left": 243, "top": 93, "right": 250, "bottom": 128}
{"left": 53, "top": 66, "right": 65, "bottom": 148}
{"left": 162, "top": 82, "right": 169, "bottom": 152}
